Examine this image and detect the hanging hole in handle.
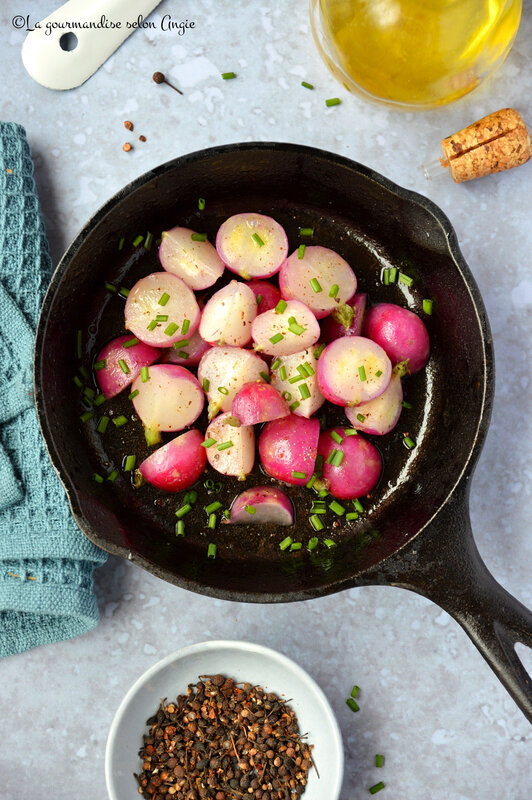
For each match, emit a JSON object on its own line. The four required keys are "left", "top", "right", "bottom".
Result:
{"left": 515, "top": 643, "right": 532, "bottom": 676}
{"left": 59, "top": 32, "right": 78, "bottom": 52}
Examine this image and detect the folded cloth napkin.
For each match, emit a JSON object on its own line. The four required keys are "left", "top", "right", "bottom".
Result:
{"left": 0, "top": 122, "right": 107, "bottom": 657}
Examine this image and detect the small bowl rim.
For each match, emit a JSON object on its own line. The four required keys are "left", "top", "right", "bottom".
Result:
{"left": 105, "top": 638, "right": 344, "bottom": 800}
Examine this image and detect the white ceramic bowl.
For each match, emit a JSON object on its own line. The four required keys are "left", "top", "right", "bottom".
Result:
{"left": 105, "top": 639, "right": 343, "bottom": 800}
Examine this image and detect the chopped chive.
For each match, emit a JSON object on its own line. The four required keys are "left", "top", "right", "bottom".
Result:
{"left": 175, "top": 504, "right": 192, "bottom": 519}
{"left": 93, "top": 473, "right": 104, "bottom": 484}
{"left": 375, "top": 369, "right": 382, "bottom": 377}
{"left": 299, "top": 227, "right": 314, "bottom": 236}
{"left": 107, "top": 470, "right": 118, "bottom": 482}
{"left": 113, "top": 415, "right": 128, "bottom": 427}
{"left": 301, "top": 80, "right": 314, "bottom": 89}
{"left": 128, "top": 389, "right": 140, "bottom": 401}
{"left": 104, "top": 282, "right": 117, "bottom": 293}
{"left": 181, "top": 318, "right": 190, "bottom": 335}
{"left": 383, "top": 268, "right": 390, "bottom": 285}
{"left": 299, "top": 383, "right": 311, "bottom": 400}
{"left": 325, "top": 97, "right": 341, "bottom": 107}
{"left": 288, "top": 374, "right": 305, "bottom": 384}
{"left": 271, "top": 358, "right": 281, "bottom": 371}
{"left": 79, "top": 411, "right": 93, "bottom": 423}
{"left": 207, "top": 543, "right": 217, "bottom": 559}
{"left": 205, "top": 478, "right": 215, "bottom": 489}
{"left": 346, "top": 512, "right": 359, "bottom": 521}
{"left": 218, "top": 386, "right": 229, "bottom": 395}
{"left": 331, "top": 430, "right": 343, "bottom": 445}
{"left": 173, "top": 339, "right": 189, "bottom": 350}
{"left": 73, "top": 376, "right": 83, "bottom": 389}
{"left": 288, "top": 323, "right": 305, "bottom": 335}
{"left": 399, "top": 272, "right": 413, "bottom": 286}
{"left": 318, "top": 489, "right": 329, "bottom": 498}
{"left": 375, "top": 754, "right": 384, "bottom": 768}
{"left": 94, "top": 359, "right": 106, "bottom": 371}
{"left": 290, "top": 542, "right": 302, "bottom": 551}
{"left": 346, "top": 698, "right": 360, "bottom": 713}
{"left": 164, "top": 322, "right": 178, "bottom": 336}
{"left": 297, "top": 244, "right": 306, "bottom": 260}
{"left": 118, "top": 359, "right": 129, "bottom": 374}
{"left": 76, "top": 330, "right": 83, "bottom": 359}
{"left": 401, "top": 400, "right": 413, "bottom": 409}
{"left": 245, "top": 505, "right": 256, "bottom": 515}
{"left": 353, "top": 498, "right": 364, "bottom": 512}
{"left": 78, "top": 365, "right": 89, "bottom": 380}
{"left": 307, "top": 537, "right": 319, "bottom": 550}
{"left": 289, "top": 401, "right": 300, "bottom": 411}
{"left": 97, "top": 416, "right": 110, "bottom": 434}
{"left": 303, "top": 362, "right": 315, "bottom": 376}
{"left": 329, "top": 284, "right": 339, "bottom": 298}
{"left": 142, "top": 232, "right": 153, "bottom": 251}
{"left": 358, "top": 365, "right": 367, "bottom": 382}
{"left": 350, "top": 684, "right": 360, "bottom": 698}
{"left": 331, "top": 450, "right": 344, "bottom": 467}
{"left": 155, "top": 314, "right": 168, "bottom": 322}
{"left": 118, "top": 236, "right": 125, "bottom": 251}
{"left": 324, "top": 538, "right": 336, "bottom": 549}
{"left": 275, "top": 299, "right": 287, "bottom": 314}
{"left": 217, "top": 440, "right": 233, "bottom": 451}
{"left": 124, "top": 455, "right": 136, "bottom": 471}
{"left": 147, "top": 320, "right": 158, "bottom": 331}
{"left": 326, "top": 449, "right": 337, "bottom": 465}
{"left": 292, "top": 471, "right": 306, "bottom": 480}
{"left": 83, "top": 386, "right": 96, "bottom": 399}
{"left": 310, "top": 514, "right": 324, "bottom": 532}
{"left": 221, "top": 71, "right": 236, "bottom": 79}
{"left": 93, "top": 393, "right": 105, "bottom": 407}
{"left": 279, "top": 536, "right": 293, "bottom": 551}
{"left": 256, "top": 293, "right": 263, "bottom": 306}
{"left": 158, "top": 292, "right": 170, "bottom": 306}
{"left": 176, "top": 520, "right": 185, "bottom": 536}
{"left": 306, "top": 474, "right": 317, "bottom": 489}
{"left": 208, "top": 513, "right": 217, "bottom": 530}
{"left": 202, "top": 378, "right": 210, "bottom": 392}
{"left": 309, "top": 278, "right": 324, "bottom": 295}
{"left": 344, "top": 428, "right": 358, "bottom": 436}
{"left": 310, "top": 507, "right": 326, "bottom": 515}
{"left": 122, "top": 337, "right": 139, "bottom": 348}
{"left": 314, "top": 343, "right": 326, "bottom": 358}
{"left": 191, "top": 232, "right": 207, "bottom": 242}
{"left": 260, "top": 371, "right": 271, "bottom": 383}
{"left": 132, "top": 235, "right": 144, "bottom": 247}
{"left": 119, "top": 286, "right": 130, "bottom": 298}
{"left": 369, "top": 782, "right": 385, "bottom": 794}
{"left": 357, "top": 413, "right": 365, "bottom": 422}
{"left": 296, "top": 365, "right": 307, "bottom": 377}
{"left": 223, "top": 509, "right": 231, "bottom": 519}
{"left": 174, "top": 349, "right": 188, "bottom": 358}
{"left": 269, "top": 333, "right": 284, "bottom": 344}
{"left": 282, "top": 391, "right": 292, "bottom": 401}
{"left": 279, "top": 366, "right": 287, "bottom": 381}
{"left": 198, "top": 197, "right": 206, "bottom": 210}
{"left": 141, "top": 366, "right": 150, "bottom": 382}
{"left": 329, "top": 500, "right": 345, "bottom": 516}
{"left": 315, "top": 454, "right": 324, "bottom": 474}
{"left": 202, "top": 437, "right": 216, "bottom": 449}
{"left": 252, "top": 232, "right": 265, "bottom": 247}
{"left": 423, "top": 298, "right": 433, "bottom": 314}
{"left": 205, "top": 500, "right": 223, "bottom": 514}
{"left": 404, "top": 435, "right": 416, "bottom": 449}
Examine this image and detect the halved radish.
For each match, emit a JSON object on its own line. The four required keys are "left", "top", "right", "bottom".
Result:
{"left": 317, "top": 336, "right": 391, "bottom": 406}
{"left": 198, "top": 346, "right": 268, "bottom": 420}
{"left": 232, "top": 382, "right": 289, "bottom": 425}
{"left": 161, "top": 329, "right": 210, "bottom": 367}
{"left": 226, "top": 486, "right": 293, "bottom": 526}
{"left": 259, "top": 415, "right": 320, "bottom": 486}
{"left": 279, "top": 246, "right": 356, "bottom": 319}
{"left": 130, "top": 364, "right": 204, "bottom": 442}
{"left": 251, "top": 300, "right": 320, "bottom": 357}
{"left": 247, "top": 280, "right": 282, "bottom": 313}
{"left": 158, "top": 226, "right": 225, "bottom": 290}
{"left": 270, "top": 345, "right": 325, "bottom": 419}
{"left": 139, "top": 429, "right": 206, "bottom": 492}
{"left": 125, "top": 272, "right": 200, "bottom": 348}
{"left": 363, "top": 302, "right": 430, "bottom": 374}
{"left": 345, "top": 368, "right": 404, "bottom": 435}
{"left": 216, "top": 213, "right": 288, "bottom": 279}
{"left": 95, "top": 336, "right": 161, "bottom": 399}
{"left": 199, "top": 280, "right": 257, "bottom": 347}
{"left": 318, "top": 427, "right": 381, "bottom": 500}
{"left": 320, "top": 293, "right": 367, "bottom": 343}
{"left": 204, "top": 411, "right": 255, "bottom": 480}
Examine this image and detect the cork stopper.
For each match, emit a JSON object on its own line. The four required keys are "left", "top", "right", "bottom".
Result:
{"left": 439, "top": 108, "right": 531, "bottom": 183}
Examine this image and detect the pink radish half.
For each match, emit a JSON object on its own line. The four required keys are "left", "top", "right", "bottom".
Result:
{"left": 139, "top": 429, "right": 206, "bottom": 492}
{"left": 216, "top": 213, "right": 289, "bottom": 279}
{"left": 232, "top": 382, "right": 289, "bottom": 425}
{"left": 279, "top": 246, "right": 356, "bottom": 319}
{"left": 226, "top": 486, "right": 293, "bottom": 526}
{"left": 259, "top": 415, "right": 320, "bottom": 486}
{"left": 270, "top": 345, "right": 325, "bottom": 419}
{"left": 363, "top": 302, "right": 430, "bottom": 374}
{"left": 199, "top": 280, "right": 257, "bottom": 347}
{"left": 198, "top": 346, "right": 268, "bottom": 420}
{"left": 125, "top": 272, "right": 200, "bottom": 348}
{"left": 131, "top": 364, "right": 204, "bottom": 437}
{"left": 247, "top": 280, "right": 282, "bottom": 313}
{"left": 158, "top": 227, "right": 225, "bottom": 290}
{"left": 251, "top": 300, "right": 320, "bottom": 357}
{"left": 317, "top": 336, "right": 391, "bottom": 406}
{"left": 345, "top": 370, "right": 403, "bottom": 435}
{"left": 162, "top": 329, "right": 210, "bottom": 367}
{"left": 205, "top": 411, "right": 255, "bottom": 480}
{"left": 318, "top": 427, "right": 382, "bottom": 500}
{"left": 95, "top": 336, "right": 161, "bottom": 399}
{"left": 320, "top": 293, "right": 367, "bottom": 344}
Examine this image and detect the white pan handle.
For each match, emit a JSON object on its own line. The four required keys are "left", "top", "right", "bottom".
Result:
{"left": 21, "top": 0, "right": 161, "bottom": 90}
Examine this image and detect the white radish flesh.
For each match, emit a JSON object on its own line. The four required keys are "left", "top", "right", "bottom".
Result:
{"left": 199, "top": 280, "right": 257, "bottom": 347}
{"left": 139, "top": 429, "right": 207, "bottom": 492}
{"left": 270, "top": 346, "right": 325, "bottom": 419}
{"left": 158, "top": 227, "right": 225, "bottom": 290}
{"left": 95, "top": 336, "right": 161, "bottom": 399}
{"left": 251, "top": 300, "right": 320, "bottom": 357}
{"left": 198, "top": 346, "right": 268, "bottom": 420}
{"left": 216, "top": 213, "right": 288, "bottom": 279}
{"left": 232, "top": 382, "right": 289, "bottom": 425}
{"left": 317, "top": 336, "right": 391, "bottom": 406}
{"left": 345, "top": 370, "right": 403, "bottom": 435}
{"left": 125, "top": 272, "right": 200, "bottom": 348}
{"left": 161, "top": 329, "right": 210, "bottom": 367}
{"left": 226, "top": 486, "right": 293, "bottom": 526}
{"left": 131, "top": 364, "right": 204, "bottom": 434}
{"left": 205, "top": 411, "right": 255, "bottom": 480}
{"left": 279, "top": 246, "right": 356, "bottom": 319}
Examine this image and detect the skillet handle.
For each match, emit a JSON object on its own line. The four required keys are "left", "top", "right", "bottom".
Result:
{"left": 370, "top": 483, "right": 532, "bottom": 723}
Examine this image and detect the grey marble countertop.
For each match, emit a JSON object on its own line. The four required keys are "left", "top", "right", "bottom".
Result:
{"left": 1, "top": 0, "right": 532, "bottom": 797}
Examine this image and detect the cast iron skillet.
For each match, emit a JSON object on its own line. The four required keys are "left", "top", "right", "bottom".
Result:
{"left": 34, "top": 143, "right": 532, "bottom": 722}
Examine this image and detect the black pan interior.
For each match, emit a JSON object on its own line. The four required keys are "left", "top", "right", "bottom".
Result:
{"left": 35, "top": 144, "right": 492, "bottom": 601}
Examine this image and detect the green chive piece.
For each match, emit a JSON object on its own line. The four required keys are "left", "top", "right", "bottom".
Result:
{"left": 295, "top": 244, "right": 306, "bottom": 260}
{"left": 279, "top": 536, "right": 293, "bottom": 551}
{"left": 144, "top": 231, "right": 154, "bottom": 250}
{"left": 282, "top": 391, "right": 292, "bottom": 401}
{"left": 223, "top": 509, "right": 231, "bottom": 519}
{"left": 423, "top": 298, "right": 433, "bottom": 314}
{"left": 107, "top": 470, "right": 118, "bottom": 482}
{"left": 292, "top": 471, "right": 306, "bottom": 480}
{"left": 221, "top": 71, "right": 236, "bottom": 79}
{"left": 245, "top": 505, "right": 256, "bottom": 515}
{"left": 383, "top": 268, "right": 390, "bottom": 285}
{"left": 73, "top": 375, "right": 83, "bottom": 389}
{"left": 186, "top": 490, "right": 198, "bottom": 505}
{"left": 301, "top": 80, "right": 314, "bottom": 89}
{"left": 314, "top": 343, "right": 326, "bottom": 358}
{"left": 119, "top": 286, "right": 130, "bottom": 298}
{"left": 78, "top": 365, "right": 89, "bottom": 380}
{"left": 310, "top": 514, "right": 324, "bottom": 532}
{"left": 299, "top": 383, "right": 311, "bottom": 400}
{"left": 252, "top": 232, "right": 265, "bottom": 247}
{"left": 260, "top": 371, "right": 271, "bottom": 383}
{"left": 288, "top": 374, "right": 304, "bottom": 384}
{"left": 318, "top": 489, "right": 329, "bottom": 498}
{"left": 306, "top": 474, "right": 317, "bottom": 489}
{"left": 256, "top": 293, "right": 263, "bottom": 306}
{"left": 202, "top": 378, "right": 210, "bottom": 392}
{"left": 205, "top": 478, "right": 215, "bottom": 489}
{"left": 93, "top": 473, "right": 104, "bottom": 484}
{"left": 164, "top": 322, "right": 178, "bottom": 336}
{"left": 124, "top": 455, "right": 136, "bottom": 471}
{"left": 113, "top": 415, "right": 128, "bottom": 427}
{"left": 299, "top": 227, "right": 314, "bottom": 236}
{"left": 329, "top": 500, "right": 345, "bottom": 516}
{"left": 271, "top": 358, "right": 281, "bottom": 371}
{"left": 358, "top": 365, "right": 367, "bottom": 381}
{"left": 176, "top": 520, "right": 185, "bottom": 536}
{"left": 399, "top": 272, "right": 413, "bottom": 286}
{"left": 324, "top": 538, "right": 336, "bottom": 549}
{"left": 217, "top": 440, "right": 233, "bottom": 451}
{"left": 315, "top": 454, "right": 324, "bottom": 474}
{"left": 94, "top": 359, "right": 106, "bottom": 371}
{"left": 173, "top": 339, "right": 189, "bottom": 350}
{"left": 83, "top": 386, "right": 96, "bottom": 399}
{"left": 289, "top": 401, "right": 300, "bottom": 411}
{"left": 139, "top": 366, "right": 150, "bottom": 383}
{"left": 269, "top": 333, "right": 284, "bottom": 344}
{"left": 158, "top": 292, "right": 170, "bottom": 306}
{"left": 207, "top": 543, "right": 217, "bottom": 559}
{"left": 375, "top": 754, "right": 384, "bottom": 768}
{"left": 303, "top": 362, "right": 315, "bottom": 376}
{"left": 173, "top": 348, "right": 188, "bottom": 358}
{"left": 346, "top": 698, "right": 360, "bottom": 712}
{"left": 118, "top": 237, "right": 125, "bottom": 251}
{"left": 331, "top": 430, "right": 343, "bottom": 445}
{"left": 76, "top": 330, "right": 83, "bottom": 360}
{"left": 118, "top": 359, "right": 129, "bottom": 374}
{"left": 279, "top": 366, "right": 287, "bottom": 381}
{"left": 208, "top": 513, "right": 217, "bottom": 530}
{"left": 205, "top": 501, "right": 222, "bottom": 514}
{"left": 404, "top": 435, "right": 416, "bottom": 449}
{"left": 329, "top": 284, "right": 339, "bottom": 298}
{"left": 290, "top": 542, "right": 302, "bottom": 551}
{"left": 401, "top": 400, "right": 413, "bottom": 409}
{"left": 350, "top": 684, "right": 360, "bottom": 698}
{"left": 122, "top": 337, "right": 139, "bottom": 348}
{"left": 309, "top": 277, "right": 323, "bottom": 293}
{"left": 147, "top": 320, "right": 157, "bottom": 331}
{"left": 346, "top": 512, "right": 359, "bottom": 521}
{"left": 181, "top": 318, "right": 190, "bottom": 335}
{"left": 97, "top": 416, "right": 110, "bottom": 434}
{"left": 132, "top": 235, "right": 144, "bottom": 247}
{"left": 128, "top": 389, "right": 140, "bottom": 401}
{"left": 191, "top": 232, "right": 207, "bottom": 242}
{"left": 218, "top": 386, "right": 229, "bottom": 395}
{"left": 93, "top": 393, "right": 105, "bottom": 407}
{"left": 104, "top": 282, "right": 117, "bottom": 293}
{"left": 331, "top": 450, "right": 344, "bottom": 467}
{"left": 288, "top": 323, "right": 305, "bottom": 335}
{"left": 369, "top": 782, "right": 385, "bottom": 794}
{"left": 375, "top": 369, "right": 383, "bottom": 377}
{"left": 176, "top": 504, "right": 192, "bottom": 519}
{"left": 344, "top": 428, "right": 358, "bottom": 436}
{"left": 310, "top": 507, "right": 326, "bottom": 515}
{"left": 79, "top": 411, "right": 93, "bottom": 423}
{"left": 357, "top": 413, "right": 365, "bottom": 422}
{"left": 275, "top": 299, "right": 287, "bottom": 314}
{"left": 307, "top": 537, "right": 319, "bottom": 550}
{"left": 155, "top": 315, "right": 168, "bottom": 322}
{"left": 201, "top": 437, "right": 216, "bottom": 448}
{"left": 198, "top": 197, "right": 206, "bottom": 210}
{"left": 325, "top": 97, "right": 341, "bottom": 107}
{"left": 326, "top": 449, "right": 337, "bottom": 465}
{"left": 353, "top": 498, "right": 364, "bottom": 512}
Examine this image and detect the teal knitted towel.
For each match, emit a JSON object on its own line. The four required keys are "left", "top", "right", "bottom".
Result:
{"left": 0, "top": 122, "right": 107, "bottom": 657}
